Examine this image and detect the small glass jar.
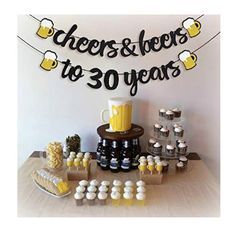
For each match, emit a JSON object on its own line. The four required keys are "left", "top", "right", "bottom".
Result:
{"left": 123, "top": 191, "right": 133, "bottom": 206}
{"left": 111, "top": 191, "right": 121, "bottom": 207}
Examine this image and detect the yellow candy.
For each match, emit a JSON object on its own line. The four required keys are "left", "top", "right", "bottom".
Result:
{"left": 155, "top": 163, "right": 163, "bottom": 173}
{"left": 82, "top": 158, "right": 89, "bottom": 169}
{"left": 138, "top": 164, "right": 146, "bottom": 173}
{"left": 147, "top": 163, "right": 155, "bottom": 174}
{"left": 67, "top": 159, "right": 73, "bottom": 168}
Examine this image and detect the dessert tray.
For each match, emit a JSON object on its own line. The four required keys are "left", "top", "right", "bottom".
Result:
{"left": 32, "top": 179, "right": 71, "bottom": 198}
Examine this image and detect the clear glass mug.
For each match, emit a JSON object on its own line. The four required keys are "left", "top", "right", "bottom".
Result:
{"left": 40, "top": 142, "right": 64, "bottom": 172}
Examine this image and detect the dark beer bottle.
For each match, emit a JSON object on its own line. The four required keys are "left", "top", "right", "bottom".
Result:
{"left": 131, "top": 138, "right": 141, "bottom": 169}
{"left": 109, "top": 140, "right": 120, "bottom": 173}
{"left": 100, "top": 139, "right": 110, "bottom": 170}
{"left": 121, "top": 140, "right": 132, "bottom": 172}
{"left": 96, "top": 137, "right": 103, "bottom": 166}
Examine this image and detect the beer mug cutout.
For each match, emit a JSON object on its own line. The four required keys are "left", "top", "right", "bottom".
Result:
{"left": 178, "top": 50, "right": 197, "bottom": 70}
{"left": 40, "top": 50, "right": 58, "bottom": 71}
{"left": 101, "top": 97, "right": 132, "bottom": 132}
{"left": 36, "top": 18, "right": 54, "bottom": 39}
{"left": 182, "top": 17, "right": 201, "bottom": 38}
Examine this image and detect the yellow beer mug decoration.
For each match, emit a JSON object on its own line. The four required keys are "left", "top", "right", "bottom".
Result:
{"left": 40, "top": 50, "right": 58, "bottom": 71}
{"left": 101, "top": 97, "right": 132, "bottom": 132}
{"left": 36, "top": 18, "right": 54, "bottom": 39}
{"left": 178, "top": 50, "right": 197, "bottom": 70}
{"left": 182, "top": 17, "right": 201, "bottom": 38}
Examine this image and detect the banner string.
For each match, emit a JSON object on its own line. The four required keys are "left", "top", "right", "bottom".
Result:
{"left": 17, "top": 31, "right": 220, "bottom": 75}
{"left": 28, "top": 14, "right": 204, "bottom": 45}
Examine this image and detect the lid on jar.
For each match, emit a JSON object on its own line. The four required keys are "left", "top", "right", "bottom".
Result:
{"left": 111, "top": 191, "right": 121, "bottom": 200}
{"left": 101, "top": 180, "right": 110, "bottom": 186}
{"left": 98, "top": 191, "right": 108, "bottom": 200}
{"left": 86, "top": 192, "right": 96, "bottom": 200}
{"left": 124, "top": 186, "right": 134, "bottom": 193}
{"left": 79, "top": 180, "right": 88, "bottom": 186}
{"left": 111, "top": 186, "right": 121, "bottom": 192}
{"left": 99, "top": 185, "right": 108, "bottom": 192}
{"left": 154, "top": 142, "right": 161, "bottom": 148}
{"left": 136, "top": 192, "right": 146, "bottom": 200}
{"left": 87, "top": 185, "right": 97, "bottom": 193}
{"left": 166, "top": 145, "right": 174, "bottom": 150}
{"left": 123, "top": 191, "right": 134, "bottom": 200}
{"left": 125, "top": 180, "right": 134, "bottom": 187}
{"left": 74, "top": 192, "right": 84, "bottom": 200}
{"left": 113, "top": 180, "right": 122, "bottom": 186}
{"left": 176, "top": 161, "right": 184, "bottom": 167}
{"left": 137, "top": 186, "right": 146, "bottom": 193}
{"left": 76, "top": 185, "right": 85, "bottom": 193}
{"left": 136, "top": 180, "right": 146, "bottom": 187}
{"left": 179, "top": 156, "right": 187, "bottom": 161}
{"left": 90, "top": 179, "right": 99, "bottom": 186}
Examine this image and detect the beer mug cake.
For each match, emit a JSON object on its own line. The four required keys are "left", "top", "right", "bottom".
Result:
{"left": 37, "top": 18, "right": 54, "bottom": 39}
{"left": 183, "top": 17, "right": 201, "bottom": 37}
{"left": 179, "top": 50, "right": 197, "bottom": 70}
{"left": 40, "top": 50, "right": 58, "bottom": 71}
{"left": 101, "top": 97, "right": 132, "bottom": 132}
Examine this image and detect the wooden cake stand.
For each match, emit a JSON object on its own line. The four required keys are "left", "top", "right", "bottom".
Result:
{"left": 97, "top": 123, "right": 144, "bottom": 140}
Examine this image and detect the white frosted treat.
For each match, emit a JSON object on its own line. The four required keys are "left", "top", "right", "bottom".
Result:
{"left": 111, "top": 191, "right": 121, "bottom": 200}
{"left": 137, "top": 186, "right": 146, "bottom": 193}
{"left": 86, "top": 192, "right": 96, "bottom": 200}
{"left": 101, "top": 180, "right": 110, "bottom": 186}
{"left": 74, "top": 158, "right": 79, "bottom": 163}
{"left": 70, "top": 151, "right": 76, "bottom": 157}
{"left": 84, "top": 152, "right": 91, "bottom": 159}
{"left": 44, "top": 50, "right": 57, "bottom": 60}
{"left": 154, "top": 123, "right": 162, "bottom": 128}
{"left": 79, "top": 180, "right": 88, "bottom": 187}
{"left": 124, "top": 186, "right": 134, "bottom": 193}
{"left": 159, "top": 108, "right": 166, "bottom": 112}
{"left": 179, "top": 156, "right": 188, "bottom": 161}
{"left": 166, "top": 110, "right": 174, "bottom": 115}
{"left": 125, "top": 180, "right": 134, "bottom": 187}
{"left": 90, "top": 179, "right": 99, "bottom": 187}
{"left": 176, "top": 161, "right": 184, "bottom": 167}
{"left": 174, "top": 127, "right": 183, "bottom": 133}
{"left": 67, "top": 158, "right": 73, "bottom": 162}
{"left": 149, "top": 138, "right": 156, "bottom": 144}
{"left": 76, "top": 152, "right": 83, "bottom": 158}
{"left": 41, "top": 18, "right": 53, "bottom": 28}
{"left": 160, "top": 127, "right": 168, "bottom": 132}
{"left": 139, "top": 156, "right": 146, "bottom": 161}
{"left": 111, "top": 186, "right": 121, "bottom": 192}
{"left": 179, "top": 50, "right": 191, "bottom": 61}
{"left": 183, "top": 17, "right": 194, "bottom": 29}
{"left": 147, "top": 155, "right": 154, "bottom": 160}
{"left": 172, "top": 107, "right": 180, "bottom": 112}
{"left": 74, "top": 192, "right": 84, "bottom": 200}
{"left": 87, "top": 185, "right": 97, "bottom": 193}
{"left": 113, "top": 180, "right": 122, "bottom": 187}
{"left": 154, "top": 142, "right": 161, "bottom": 148}
{"left": 166, "top": 145, "right": 174, "bottom": 150}
{"left": 178, "top": 143, "right": 187, "bottom": 148}
{"left": 140, "top": 161, "right": 147, "bottom": 166}
{"left": 136, "top": 192, "right": 146, "bottom": 200}
{"left": 99, "top": 185, "right": 108, "bottom": 192}
{"left": 76, "top": 185, "right": 86, "bottom": 193}
{"left": 98, "top": 191, "right": 108, "bottom": 200}
{"left": 123, "top": 191, "right": 133, "bottom": 200}
{"left": 173, "top": 123, "right": 180, "bottom": 129}
{"left": 69, "top": 155, "right": 74, "bottom": 160}
{"left": 161, "top": 160, "right": 169, "bottom": 166}
{"left": 136, "top": 180, "right": 146, "bottom": 187}
{"left": 154, "top": 156, "right": 161, "bottom": 161}
{"left": 148, "top": 161, "right": 154, "bottom": 165}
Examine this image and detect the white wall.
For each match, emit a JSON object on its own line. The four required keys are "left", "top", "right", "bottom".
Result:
{"left": 18, "top": 15, "right": 220, "bottom": 181}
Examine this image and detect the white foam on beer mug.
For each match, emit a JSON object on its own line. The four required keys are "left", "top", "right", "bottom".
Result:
{"left": 179, "top": 51, "right": 191, "bottom": 61}
{"left": 183, "top": 18, "right": 194, "bottom": 29}
{"left": 41, "top": 18, "right": 53, "bottom": 28}
{"left": 44, "top": 51, "right": 57, "bottom": 60}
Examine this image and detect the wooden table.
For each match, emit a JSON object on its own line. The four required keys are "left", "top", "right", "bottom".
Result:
{"left": 18, "top": 153, "right": 219, "bottom": 217}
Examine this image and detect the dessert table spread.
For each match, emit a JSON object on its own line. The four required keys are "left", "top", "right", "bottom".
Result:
{"left": 18, "top": 152, "right": 220, "bottom": 217}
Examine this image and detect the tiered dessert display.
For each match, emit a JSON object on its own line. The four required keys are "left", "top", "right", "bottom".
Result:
{"left": 96, "top": 97, "right": 144, "bottom": 173}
